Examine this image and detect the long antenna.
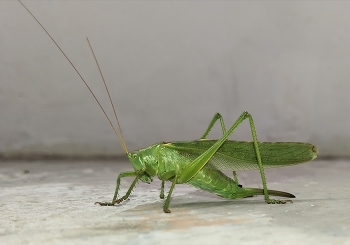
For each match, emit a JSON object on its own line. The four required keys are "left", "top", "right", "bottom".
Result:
{"left": 86, "top": 38, "right": 128, "bottom": 153}
{"left": 18, "top": 0, "right": 128, "bottom": 154}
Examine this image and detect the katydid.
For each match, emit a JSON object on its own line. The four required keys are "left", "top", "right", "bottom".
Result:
{"left": 19, "top": 0, "right": 318, "bottom": 213}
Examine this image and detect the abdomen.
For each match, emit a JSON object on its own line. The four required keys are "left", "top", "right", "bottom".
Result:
{"left": 187, "top": 167, "right": 238, "bottom": 198}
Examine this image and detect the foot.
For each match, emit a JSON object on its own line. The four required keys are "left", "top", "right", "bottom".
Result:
{"left": 94, "top": 201, "right": 115, "bottom": 206}
{"left": 163, "top": 208, "right": 171, "bottom": 213}
{"left": 266, "top": 199, "right": 293, "bottom": 204}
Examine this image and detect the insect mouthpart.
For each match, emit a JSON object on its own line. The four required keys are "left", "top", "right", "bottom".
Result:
{"left": 139, "top": 174, "right": 153, "bottom": 184}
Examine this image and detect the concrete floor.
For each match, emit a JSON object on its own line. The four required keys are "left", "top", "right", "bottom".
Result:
{"left": 1, "top": 159, "right": 350, "bottom": 245}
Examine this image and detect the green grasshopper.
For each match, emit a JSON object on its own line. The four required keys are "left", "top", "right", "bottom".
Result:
{"left": 19, "top": 1, "right": 318, "bottom": 213}
{"left": 96, "top": 112, "right": 317, "bottom": 213}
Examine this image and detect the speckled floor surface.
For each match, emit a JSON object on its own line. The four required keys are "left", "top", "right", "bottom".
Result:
{"left": 1, "top": 159, "right": 350, "bottom": 245}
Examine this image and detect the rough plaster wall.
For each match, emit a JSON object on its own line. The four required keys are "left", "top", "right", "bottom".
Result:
{"left": 1, "top": 1, "right": 349, "bottom": 157}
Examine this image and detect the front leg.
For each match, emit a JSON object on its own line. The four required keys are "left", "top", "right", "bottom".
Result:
{"left": 159, "top": 171, "right": 177, "bottom": 213}
{"left": 95, "top": 171, "right": 138, "bottom": 206}
{"left": 163, "top": 175, "right": 178, "bottom": 213}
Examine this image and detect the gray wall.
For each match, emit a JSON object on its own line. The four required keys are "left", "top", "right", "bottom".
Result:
{"left": 1, "top": 1, "right": 349, "bottom": 158}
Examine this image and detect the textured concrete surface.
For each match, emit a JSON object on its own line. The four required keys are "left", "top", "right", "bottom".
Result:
{"left": 1, "top": 159, "right": 350, "bottom": 244}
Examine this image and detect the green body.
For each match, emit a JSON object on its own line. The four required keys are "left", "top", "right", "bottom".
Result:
{"left": 99, "top": 112, "right": 318, "bottom": 213}
{"left": 129, "top": 140, "right": 316, "bottom": 200}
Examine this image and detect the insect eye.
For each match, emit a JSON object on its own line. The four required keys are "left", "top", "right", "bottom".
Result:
{"left": 132, "top": 154, "right": 137, "bottom": 158}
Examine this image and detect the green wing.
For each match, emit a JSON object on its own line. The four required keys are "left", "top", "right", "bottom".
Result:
{"left": 163, "top": 140, "right": 318, "bottom": 171}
